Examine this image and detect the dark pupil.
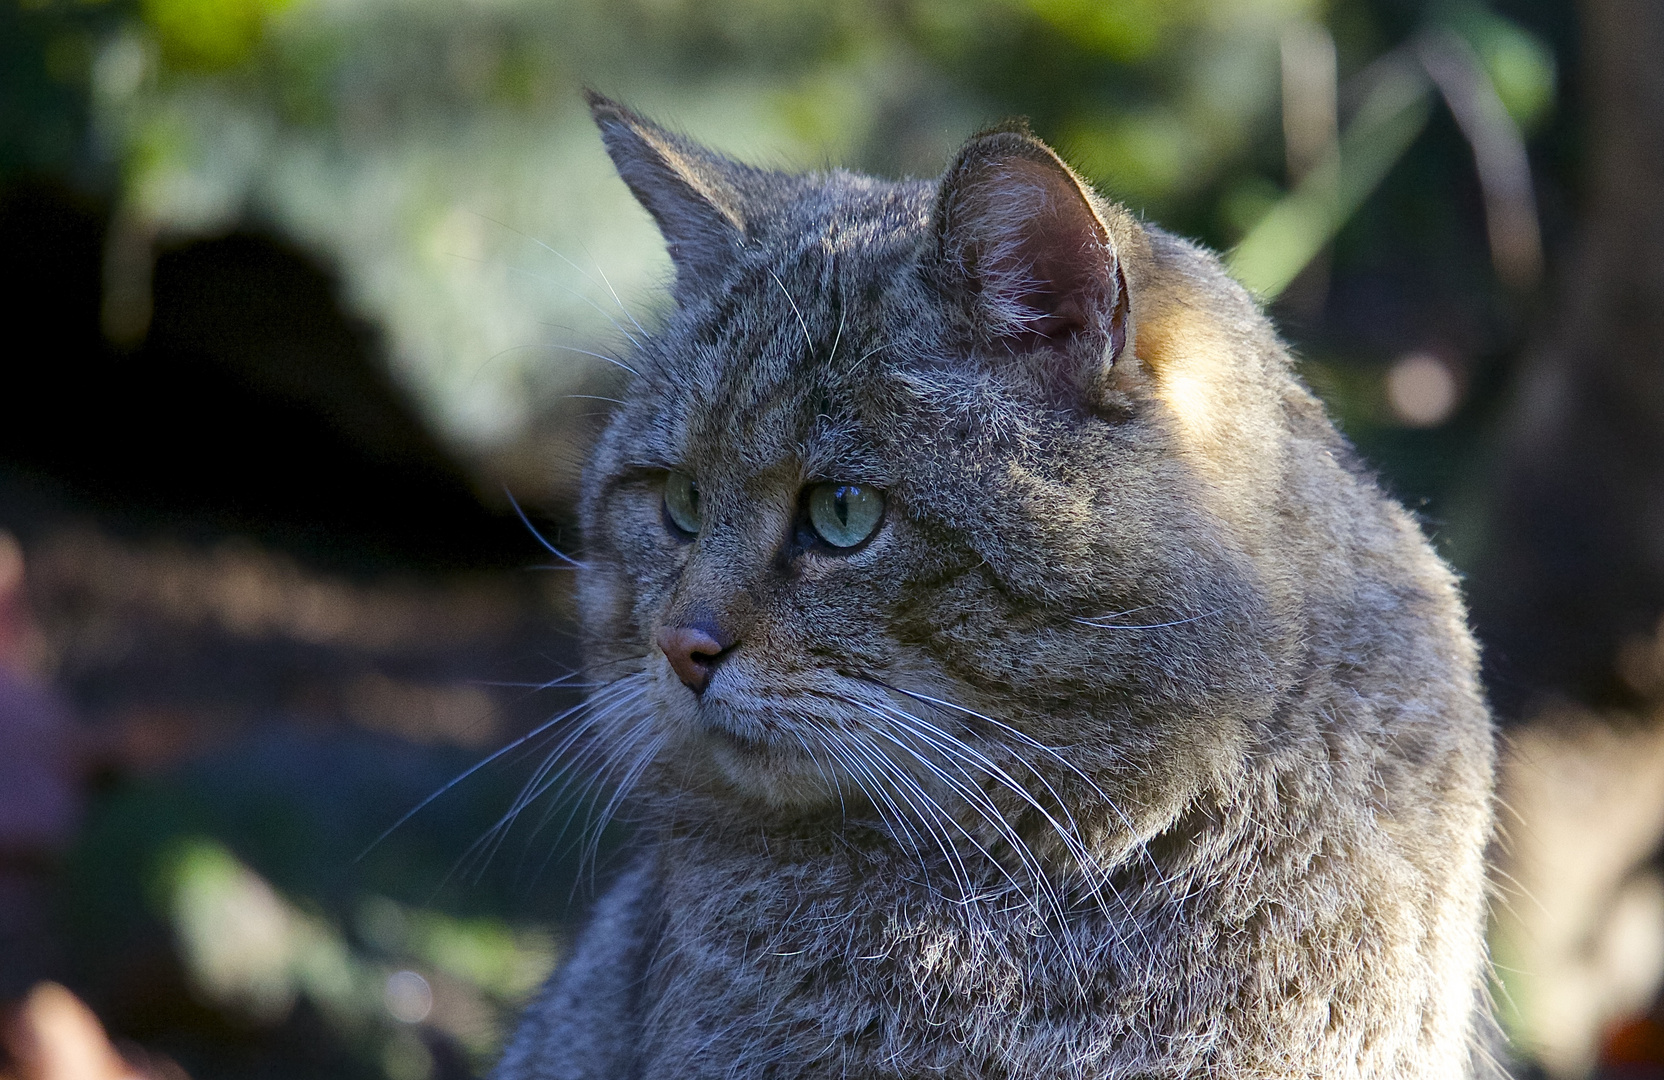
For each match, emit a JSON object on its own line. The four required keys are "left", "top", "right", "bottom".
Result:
{"left": 833, "top": 487, "right": 850, "bottom": 526}
{"left": 687, "top": 481, "right": 699, "bottom": 513}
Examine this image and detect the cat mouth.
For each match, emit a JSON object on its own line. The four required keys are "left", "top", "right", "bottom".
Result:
{"left": 692, "top": 701, "right": 792, "bottom": 752}
{"left": 688, "top": 708, "right": 843, "bottom": 809}
{"left": 664, "top": 686, "right": 866, "bottom": 806}
{"left": 697, "top": 719, "right": 772, "bottom": 754}
{"left": 657, "top": 668, "right": 966, "bottom": 810}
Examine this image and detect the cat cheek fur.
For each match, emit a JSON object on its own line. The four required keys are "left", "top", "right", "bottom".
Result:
{"left": 497, "top": 95, "right": 1498, "bottom": 1080}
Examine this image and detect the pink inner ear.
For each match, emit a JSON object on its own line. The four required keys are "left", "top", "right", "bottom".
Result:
{"left": 952, "top": 158, "right": 1118, "bottom": 354}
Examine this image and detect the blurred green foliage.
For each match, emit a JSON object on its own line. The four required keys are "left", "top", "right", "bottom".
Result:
{"left": 1455, "top": 6, "right": 1557, "bottom": 129}
{"left": 142, "top": 0, "right": 292, "bottom": 72}
{"left": 2, "top": 0, "right": 1559, "bottom": 465}
{"left": 61, "top": 726, "right": 607, "bottom": 1077}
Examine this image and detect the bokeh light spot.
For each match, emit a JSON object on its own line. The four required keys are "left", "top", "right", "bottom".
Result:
{"left": 1386, "top": 352, "right": 1460, "bottom": 427}
{"left": 385, "top": 969, "right": 434, "bottom": 1024}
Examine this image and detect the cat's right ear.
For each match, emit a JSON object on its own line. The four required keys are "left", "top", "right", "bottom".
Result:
{"left": 587, "top": 92, "right": 750, "bottom": 302}
{"left": 928, "top": 127, "right": 1130, "bottom": 399}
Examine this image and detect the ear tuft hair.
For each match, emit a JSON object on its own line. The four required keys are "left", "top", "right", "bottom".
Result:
{"left": 586, "top": 92, "right": 753, "bottom": 303}
{"left": 930, "top": 129, "right": 1128, "bottom": 383}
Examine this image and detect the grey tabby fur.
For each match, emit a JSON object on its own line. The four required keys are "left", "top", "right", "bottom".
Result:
{"left": 495, "top": 93, "right": 1497, "bottom": 1079}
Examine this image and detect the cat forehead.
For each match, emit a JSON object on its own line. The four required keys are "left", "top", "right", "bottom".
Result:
{"left": 712, "top": 175, "right": 933, "bottom": 341}
{"left": 624, "top": 320, "right": 889, "bottom": 483}
{"left": 751, "top": 168, "right": 934, "bottom": 252}
{"left": 612, "top": 175, "right": 934, "bottom": 473}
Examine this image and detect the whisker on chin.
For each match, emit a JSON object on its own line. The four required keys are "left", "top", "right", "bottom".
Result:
{"left": 873, "top": 682, "right": 1175, "bottom": 890}
{"left": 358, "top": 671, "right": 643, "bottom": 862}
{"left": 880, "top": 716, "right": 1135, "bottom": 960}
{"left": 450, "top": 680, "right": 651, "bottom": 886}
{"left": 588, "top": 723, "right": 667, "bottom": 859}
{"left": 837, "top": 714, "right": 1107, "bottom": 991}
{"left": 812, "top": 730, "right": 942, "bottom": 899}
{"left": 849, "top": 707, "right": 1051, "bottom": 900}
{"left": 499, "top": 693, "right": 652, "bottom": 861}
{"left": 518, "top": 734, "right": 625, "bottom": 884}
{"left": 836, "top": 684, "right": 1156, "bottom": 956}
{"left": 862, "top": 697, "right": 1090, "bottom": 855}
{"left": 1070, "top": 607, "right": 1225, "bottom": 631}
{"left": 788, "top": 730, "right": 846, "bottom": 824}
{"left": 861, "top": 679, "right": 1111, "bottom": 799}
{"left": 526, "top": 702, "right": 666, "bottom": 885}
{"left": 845, "top": 728, "right": 983, "bottom": 907}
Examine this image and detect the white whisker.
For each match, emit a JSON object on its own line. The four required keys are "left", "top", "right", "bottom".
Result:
{"left": 577, "top": 239, "right": 649, "bottom": 338}
{"left": 1071, "top": 607, "right": 1224, "bottom": 630}
{"left": 472, "top": 212, "right": 648, "bottom": 341}
{"left": 536, "top": 341, "right": 640, "bottom": 377}
{"left": 768, "top": 268, "right": 816, "bottom": 353}
{"left": 358, "top": 673, "right": 642, "bottom": 861}
{"left": 456, "top": 684, "right": 649, "bottom": 883}
{"left": 448, "top": 243, "right": 645, "bottom": 350}
{"left": 506, "top": 488, "right": 588, "bottom": 569}
{"left": 847, "top": 729, "right": 980, "bottom": 905}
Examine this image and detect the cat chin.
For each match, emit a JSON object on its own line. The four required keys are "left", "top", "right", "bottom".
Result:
{"left": 702, "top": 735, "right": 845, "bottom": 811}
{"left": 644, "top": 690, "right": 839, "bottom": 809}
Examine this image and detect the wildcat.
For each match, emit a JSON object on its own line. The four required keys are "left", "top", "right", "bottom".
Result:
{"left": 494, "top": 93, "right": 1496, "bottom": 1079}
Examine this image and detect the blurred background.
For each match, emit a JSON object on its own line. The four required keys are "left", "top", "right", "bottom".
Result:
{"left": 0, "top": 0, "right": 1660, "bottom": 1076}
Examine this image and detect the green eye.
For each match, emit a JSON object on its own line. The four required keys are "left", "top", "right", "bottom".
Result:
{"left": 806, "top": 483, "right": 885, "bottom": 549}
{"left": 664, "top": 471, "right": 701, "bottom": 535}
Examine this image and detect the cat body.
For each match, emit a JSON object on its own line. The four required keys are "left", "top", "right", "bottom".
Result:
{"left": 495, "top": 95, "right": 1495, "bottom": 1079}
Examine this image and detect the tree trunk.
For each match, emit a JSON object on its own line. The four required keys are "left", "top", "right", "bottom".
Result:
{"left": 1476, "top": 2, "right": 1664, "bottom": 1074}
{"left": 1470, "top": 0, "right": 1664, "bottom": 718}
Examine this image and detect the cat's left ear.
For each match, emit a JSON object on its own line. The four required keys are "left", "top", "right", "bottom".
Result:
{"left": 929, "top": 128, "right": 1129, "bottom": 384}
{"left": 587, "top": 91, "right": 755, "bottom": 304}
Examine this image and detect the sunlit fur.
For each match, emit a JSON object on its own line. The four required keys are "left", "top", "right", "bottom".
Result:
{"left": 495, "top": 97, "right": 1497, "bottom": 1079}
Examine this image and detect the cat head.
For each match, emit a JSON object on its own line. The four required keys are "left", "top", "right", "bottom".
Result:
{"left": 577, "top": 94, "right": 1307, "bottom": 849}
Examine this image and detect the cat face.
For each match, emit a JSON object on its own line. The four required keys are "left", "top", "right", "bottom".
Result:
{"left": 578, "top": 97, "right": 1280, "bottom": 839}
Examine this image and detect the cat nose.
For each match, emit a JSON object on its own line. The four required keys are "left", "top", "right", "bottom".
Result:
{"left": 657, "top": 622, "right": 733, "bottom": 694}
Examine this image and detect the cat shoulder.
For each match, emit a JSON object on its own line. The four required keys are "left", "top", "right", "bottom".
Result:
{"left": 494, "top": 853, "right": 661, "bottom": 1080}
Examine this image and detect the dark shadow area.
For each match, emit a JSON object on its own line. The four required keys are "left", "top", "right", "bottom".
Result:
{"left": 0, "top": 181, "right": 548, "bottom": 575}
{"left": 0, "top": 180, "right": 614, "bottom": 1080}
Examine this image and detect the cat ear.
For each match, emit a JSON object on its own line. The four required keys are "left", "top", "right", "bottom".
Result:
{"left": 587, "top": 91, "right": 751, "bottom": 301}
{"left": 930, "top": 128, "right": 1129, "bottom": 375}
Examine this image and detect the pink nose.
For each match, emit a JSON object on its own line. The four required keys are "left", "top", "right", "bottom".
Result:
{"left": 657, "top": 624, "right": 730, "bottom": 693}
